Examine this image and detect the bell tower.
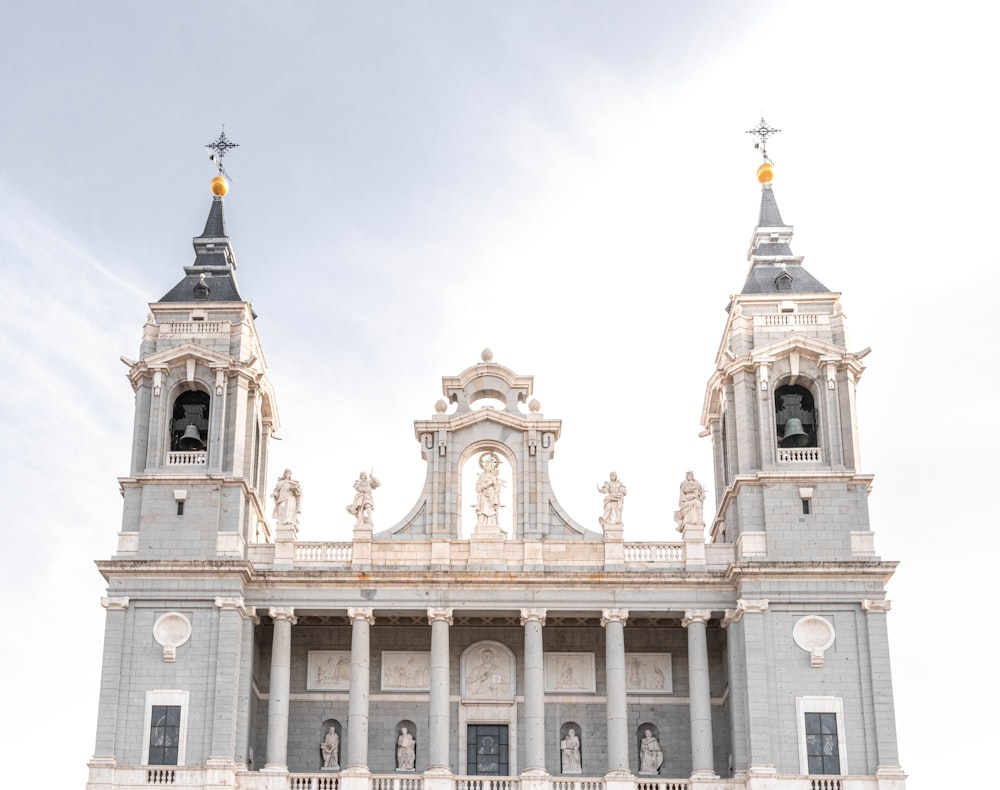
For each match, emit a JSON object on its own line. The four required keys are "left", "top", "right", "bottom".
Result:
{"left": 700, "top": 156, "right": 874, "bottom": 562}
{"left": 116, "top": 170, "right": 279, "bottom": 560}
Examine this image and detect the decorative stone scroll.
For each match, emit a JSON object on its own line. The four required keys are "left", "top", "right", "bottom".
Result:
{"left": 625, "top": 653, "right": 673, "bottom": 693}
{"left": 307, "top": 650, "right": 352, "bottom": 690}
{"left": 544, "top": 653, "right": 596, "bottom": 693}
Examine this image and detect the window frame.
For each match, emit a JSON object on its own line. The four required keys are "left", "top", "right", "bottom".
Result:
{"left": 142, "top": 690, "right": 189, "bottom": 766}
{"left": 795, "top": 696, "right": 847, "bottom": 776}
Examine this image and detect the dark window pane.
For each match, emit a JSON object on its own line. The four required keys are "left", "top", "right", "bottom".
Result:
{"left": 149, "top": 705, "right": 181, "bottom": 766}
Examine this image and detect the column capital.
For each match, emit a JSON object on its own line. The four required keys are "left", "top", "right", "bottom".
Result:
{"left": 600, "top": 608, "right": 629, "bottom": 627}
{"left": 721, "top": 599, "right": 768, "bottom": 626}
{"left": 862, "top": 599, "right": 892, "bottom": 613}
{"left": 268, "top": 606, "right": 297, "bottom": 624}
{"left": 682, "top": 609, "right": 712, "bottom": 627}
{"left": 519, "top": 608, "right": 547, "bottom": 626}
{"left": 427, "top": 607, "right": 454, "bottom": 625}
{"left": 216, "top": 597, "right": 260, "bottom": 622}
{"left": 101, "top": 596, "right": 130, "bottom": 610}
{"left": 347, "top": 607, "right": 375, "bottom": 625}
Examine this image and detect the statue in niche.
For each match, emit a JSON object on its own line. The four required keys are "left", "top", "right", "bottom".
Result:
{"left": 321, "top": 726, "right": 340, "bottom": 770}
{"left": 396, "top": 727, "right": 416, "bottom": 771}
{"left": 272, "top": 469, "right": 303, "bottom": 528}
{"left": 475, "top": 452, "right": 505, "bottom": 528}
{"left": 673, "top": 471, "right": 705, "bottom": 532}
{"left": 561, "top": 728, "right": 581, "bottom": 774}
{"left": 639, "top": 730, "right": 663, "bottom": 775}
{"left": 597, "top": 471, "right": 627, "bottom": 528}
{"left": 346, "top": 470, "right": 381, "bottom": 525}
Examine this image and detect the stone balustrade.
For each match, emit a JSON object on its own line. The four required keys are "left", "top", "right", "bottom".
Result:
{"left": 756, "top": 313, "right": 825, "bottom": 328}
{"left": 776, "top": 447, "right": 822, "bottom": 463}
{"left": 296, "top": 542, "right": 354, "bottom": 563}
{"left": 623, "top": 543, "right": 684, "bottom": 563}
{"left": 161, "top": 321, "right": 230, "bottom": 334}
{"left": 167, "top": 450, "right": 208, "bottom": 465}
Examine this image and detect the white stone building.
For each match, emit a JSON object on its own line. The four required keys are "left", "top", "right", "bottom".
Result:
{"left": 87, "top": 164, "right": 906, "bottom": 790}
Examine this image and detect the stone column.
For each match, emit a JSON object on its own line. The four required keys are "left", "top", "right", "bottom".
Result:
{"left": 520, "top": 608, "right": 548, "bottom": 775}
{"left": 210, "top": 598, "right": 257, "bottom": 768}
{"left": 427, "top": 608, "right": 454, "bottom": 774}
{"left": 346, "top": 607, "right": 375, "bottom": 773}
{"left": 91, "top": 597, "right": 130, "bottom": 762}
{"left": 862, "top": 600, "right": 906, "bottom": 781}
{"left": 264, "top": 607, "right": 296, "bottom": 771}
{"left": 601, "top": 609, "right": 630, "bottom": 776}
{"left": 683, "top": 610, "right": 718, "bottom": 779}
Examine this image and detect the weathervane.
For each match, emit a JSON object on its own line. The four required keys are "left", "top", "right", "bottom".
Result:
{"left": 206, "top": 127, "right": 239, "bottom": 181}
{"left": 746, "top": 116, "right": 780, "bottom": 163}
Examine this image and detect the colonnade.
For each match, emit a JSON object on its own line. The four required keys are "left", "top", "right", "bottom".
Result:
{"left": 261, "top": 607, "right": 717, "bottom": 778}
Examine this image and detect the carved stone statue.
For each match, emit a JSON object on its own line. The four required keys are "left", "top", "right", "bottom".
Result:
{"left": 271, "top": 469, "right": 302, "bottom": 528}
{"left": 639, "top": 729, "right": 663, "bottom": 775}
{"left": 474, "top": 452, "right": 504, "bottom": 528}
{"left": 673, "top": 471, "right": 705, "bottom": 532}
{"left": 396, "top": 726, "right": 415, "bottom": 771}
{"left": 561, "top": 728, "right": 581, "bottom": 774}
{"left": 346, "top": 470, "right": 381, "bottom": 525}
{"left": 321, "top": 727, "right": 340, "bottom": 770}
{"left": 597, "top": 471, "right": 627, "bottom": 528}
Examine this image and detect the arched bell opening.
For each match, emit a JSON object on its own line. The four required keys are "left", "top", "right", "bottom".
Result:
{"left": 774, "top": 383, "right": 817, "bottom": 448}
{"left": 168, "top": 389, "right": 210, "bottom": 463}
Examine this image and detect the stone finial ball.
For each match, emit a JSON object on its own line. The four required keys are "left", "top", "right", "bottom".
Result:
{"left": 211, "top": 175, "right": 230, "bottom": 196}
{"left": 434, "top": 399, "right": 447, "bottom": 413}
{"left": 481, "top": 348, "right": 494, "bottom": 362}
{"left": 529, "top": 399, "right": 541, "bottom": 413}
{"left": 757, "top": 162, "right": 774, "bottom": 184}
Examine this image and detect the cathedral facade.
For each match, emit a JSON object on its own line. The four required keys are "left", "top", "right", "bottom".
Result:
{"left": 86, "top": 165, "right": 906, "bottom": 790}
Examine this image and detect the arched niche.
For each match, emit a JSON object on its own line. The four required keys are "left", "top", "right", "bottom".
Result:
{"left": 319, "top": 718, "right": 342, "bottom": 771}
{"left": 395, "top": 720, "right": 417, "bottom": 772}
{"left": 459, "top": 443, "right": 517, "bottom": 539}
{"left": 637, "top": 723, "right": 664, "bottom": 776}
{"left": 559, "top": 722, "right": 582, "bottom": 775}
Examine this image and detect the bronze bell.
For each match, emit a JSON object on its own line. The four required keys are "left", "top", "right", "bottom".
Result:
{"left": 779, "top": 417, "right": 809, "bottom": 448}
{"left": 178, "top": 423, "right": 206, "bottom": 451}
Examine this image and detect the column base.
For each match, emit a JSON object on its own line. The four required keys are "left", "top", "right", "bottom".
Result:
{"left": 690, "top": 769, "right": 720, "bottom": 780}
{"left": 261, "top": 763, "right": 288, "bottom": 773}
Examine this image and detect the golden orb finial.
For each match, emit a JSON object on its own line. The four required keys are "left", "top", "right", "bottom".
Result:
{"left": 211, "top": 175, "right": 229, "bottom": 196}
{"left": 757, "top": 162, "right": 774, "bottom": 184}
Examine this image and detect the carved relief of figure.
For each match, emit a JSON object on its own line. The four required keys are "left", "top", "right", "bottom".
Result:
{"left": 475, "top": 452, "right": 504, "bottom": 528}
{"left": 346, "top": 470, "right": 381, "bottom": 525}
{"left": 321, "top": 727, "right": 340, "bottom": 770}
{"left": 561, "top": 728, "right": 581, "bottom": 774}
{"left": 465, "top": 647, "right": 501, "bottom": 695}
{"left": 396, "top": 727, "right": 415, "bottom": 771}
{"left": 673, "top": 471, "right": 705, "bottom": 532}
{"left": 272, "top": 469, "right": 302, "bottom": 527}
{"left": 597, "top": 471, "right": 627, "bottom": 527}
{"left": 639, "top": 730, "right": 663, "bottom": 775}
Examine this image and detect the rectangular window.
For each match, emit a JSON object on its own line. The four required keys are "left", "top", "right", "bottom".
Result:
{"left": 467, "top": 725, "right": 509, "bottom": 776}
{"left": 804, "top": 712, "right": 840, "bottom": 774}
{"left": 796, "top": 696, "right": 847, "bottom": 776}
{"left": 148, "top": 705, "right": 181, "bottom": 765}
{"left": 142, "top": 690, "right": 188, "bottom": 766}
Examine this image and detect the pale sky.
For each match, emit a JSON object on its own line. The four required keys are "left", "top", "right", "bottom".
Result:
{"left": 1, "top": 3, "right": 996, "bottom": 788}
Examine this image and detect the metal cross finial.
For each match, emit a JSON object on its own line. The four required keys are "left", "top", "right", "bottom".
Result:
{"left": 206, "top": 127, "right": 239, "bottom": 179}
{"left": 746, "top": 116, "right": 780, "bottom": 162}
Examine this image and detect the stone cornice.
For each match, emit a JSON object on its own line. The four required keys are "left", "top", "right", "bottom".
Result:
{"left": 725, "top": 560, "right": 899, "bottom": 586}
{"left": 95, "top": 559, "right": 255, "bottom": 584}
{"left": 413, "top": 409, "right": 562, "bottom": 440}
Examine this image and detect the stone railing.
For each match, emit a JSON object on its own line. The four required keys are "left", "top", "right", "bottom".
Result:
{"left": 551, "top": 780, "right": 608, "bottom": 790}
{"left": 291, "top": 776, "right": 342, "bottom": 790}
{"left": 370, "top": 776, "right": 424, "bottom": 790}
{"left": 296, "top": 543, "right": 354, "bottom": 563}
{"left": 624, "top": 543, "right": 684, "bottom": 564}
{"left": 776, "top": 447, "right": 822, "bottom": 463}
{"left": 161, "top": 321, "right": 230, "bottom": 334}
{"left": 634, "top": 781, "right": 689, "bottom": 790}
{"left": 166, "top": 450, "right": 208, "bottom": 466}
{"left": 756, "top": 313, "right": 825, "bottom": 328}
{"left": 454, "top": 779, "right": 520, "bottom": 790}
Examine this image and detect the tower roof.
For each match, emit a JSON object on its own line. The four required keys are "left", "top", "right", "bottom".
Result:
{"left": 739, "top": 181, "right": 828, "bottom": 296}
{"left": 159, "top": 194, "right": 245, "bottom": 303}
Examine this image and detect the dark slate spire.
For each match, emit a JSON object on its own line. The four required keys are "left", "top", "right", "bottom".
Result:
{"left": 739, "top": 175, "right": 828, "bottom": 296}
{"left": 159, "top": 193, "right": 245, "bottom": 303}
